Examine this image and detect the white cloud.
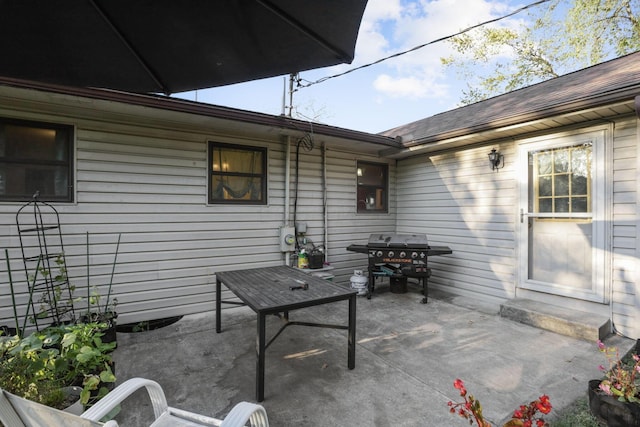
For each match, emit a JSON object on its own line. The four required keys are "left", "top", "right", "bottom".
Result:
{"left": 359, "top": 0, "right": 525, "bottom": 101}
{"left": 373, "top": 73, "right": 448, "bottom": 99}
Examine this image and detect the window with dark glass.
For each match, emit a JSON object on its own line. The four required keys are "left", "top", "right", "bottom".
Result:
{"left": 0, "top": 118, "right": 73, "bottom": 202}
{"left": 357, "top": 161, "right": 388, "bottom": 213}
{"left": 208, "top": 142, "right": 267, "bottom": 204}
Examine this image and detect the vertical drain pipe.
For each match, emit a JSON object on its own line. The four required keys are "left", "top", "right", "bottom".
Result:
{"left": 322, "top": 142, "right": 328, "bottom": 260}
{"left": 284, "top": 135, "right": 292, "bottom": 266}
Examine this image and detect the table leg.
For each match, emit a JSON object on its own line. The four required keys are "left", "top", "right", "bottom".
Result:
{"left": 256, "top": 312, "right": 266, "bottom": 402}
{"left": 348, "top": 295, "right": 356, "bottom": 369}
{"left": 216, "top": 278, "right": 222, "bottom": 333}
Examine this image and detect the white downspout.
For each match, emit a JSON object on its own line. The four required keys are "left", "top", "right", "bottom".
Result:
{"left": 322, "top": 142, "right": 328, "bottom": 259}
{"left": 284, "top": 135, "right": 292, "bottom": 266}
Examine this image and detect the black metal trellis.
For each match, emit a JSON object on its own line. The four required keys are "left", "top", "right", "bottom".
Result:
{"left": 16, "top": 192, "right": 75, "bottom": 330}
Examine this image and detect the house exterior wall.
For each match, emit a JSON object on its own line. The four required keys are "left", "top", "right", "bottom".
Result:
{"left": 325, "top": 150, "right": 397, "bottom": 284}
{"left": 611, "top": 116, "right": 639, "bottom": 338}
{"left": 396, "top": 117, "right": 639, "bottom": 339}
{"left": 0, "top": 86, "right": 396, "bottom": 327}
{"left": 396, "top": 144, "right": 517, "bottom": 303}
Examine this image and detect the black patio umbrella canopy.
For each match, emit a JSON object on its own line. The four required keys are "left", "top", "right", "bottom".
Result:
{"left": 0, "top": 0, "right": 368, "bottom": 94}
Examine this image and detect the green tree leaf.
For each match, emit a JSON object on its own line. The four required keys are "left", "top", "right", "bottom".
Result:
{"left": 442, "top": 0, "right": 640, "bottom": 104}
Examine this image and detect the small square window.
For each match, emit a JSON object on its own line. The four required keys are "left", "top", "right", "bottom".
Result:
{"left": 357, "top": 161, "right": 388, "bottom": 213}
{"left": 0, "top": 118, "right": 74, "bottom": 202}
{"left": 208, "top": 142, "right": 267, "bottom": 204}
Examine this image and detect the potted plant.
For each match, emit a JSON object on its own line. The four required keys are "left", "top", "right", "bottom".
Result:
{"left": 76, "top": 232, "right": 121, "bottom": 346}
{"left": 588, "top": 340, "right": 640, "bottom": 426}
{"left": 78, "top": 287, "right": 118, "bottom": 346}
{"left": 0, "top": 322, "right": 116, "bottom": 410}
{"left": 0, "top": 330, "right": 79, "bottom": 411}
{"left": 447, "top": 378, "right": 552, "bottom": 427}
{"left": 46, "top": 322, "right": 117, "bottom": 406}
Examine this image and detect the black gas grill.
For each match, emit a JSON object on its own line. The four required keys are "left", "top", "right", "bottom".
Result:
{"left": 347, "top": 233, "right": 452, "bottom": 303}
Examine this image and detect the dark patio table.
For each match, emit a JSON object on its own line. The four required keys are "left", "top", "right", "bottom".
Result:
{"left": 215, "top": 265, "right": 357, "bottom": 402}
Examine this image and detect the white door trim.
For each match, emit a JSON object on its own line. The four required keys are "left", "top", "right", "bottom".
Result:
{"left": 516, "top": 125, "right": 612, "bottom": 303}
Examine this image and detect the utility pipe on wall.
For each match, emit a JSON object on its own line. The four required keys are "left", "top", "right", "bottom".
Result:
{"left": 283, "top": 135, "right": 292, "bottom": 266}
{"left": 322, "top": 142, "right": 328, "bottom": 260}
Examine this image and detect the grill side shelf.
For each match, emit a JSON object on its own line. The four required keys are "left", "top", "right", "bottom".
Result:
{"left": 346, "top": 244, "right": 368, "bottom": 254}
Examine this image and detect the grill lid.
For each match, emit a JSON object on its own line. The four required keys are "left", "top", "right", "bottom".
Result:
{"left": 367, "top": 233, "right": 429, "bottom": 249}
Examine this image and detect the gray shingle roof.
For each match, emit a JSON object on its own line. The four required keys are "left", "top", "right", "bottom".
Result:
{"left": 382, "top": 51, "right": 640, "bottom": 146}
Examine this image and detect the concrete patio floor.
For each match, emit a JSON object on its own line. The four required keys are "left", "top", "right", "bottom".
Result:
{"left": 111, "top": 285, "right": 634, "bottom": 426}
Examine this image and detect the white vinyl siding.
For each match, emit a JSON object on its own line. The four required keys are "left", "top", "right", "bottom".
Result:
{"left": 0, "top": 92, "right": 289, "bottom": 327}
{"left": 396, "top": 117, "right": 639, "bottom": 338}
{"left": 396, "top": 145, "right": 516, "bottom": 305}
{"left": 325, "top": 151, "right": 396, "bottom": 284}
{"left": 0, "top": 86, "right": 397, "bottom": 327}
{"left": 611, "top": 116, "right": 639, "bottom": 338}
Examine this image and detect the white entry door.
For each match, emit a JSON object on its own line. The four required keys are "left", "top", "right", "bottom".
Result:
{"left": 517, "top": 129, "right": 607, "bottom": 302}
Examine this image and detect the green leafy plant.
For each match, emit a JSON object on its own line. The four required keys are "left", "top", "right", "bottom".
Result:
{"left": 80, "top": 287, "right": 118, "bottom": 323}
{"left": 447, "top": 379, "right": 552, "bottom": 427}
{"left": 29, "top": 254, "right": 78, "bottom": 326}
{"left": 49, "top": 322, "right": 116, "bottom": 405}
{"left": 597, "top": 339, "right": 640, "bottom": 403}
{"left": 0, "top": 334, "right": 66, "bottom": 408}
{"left": 0, "top": 322, "right": 116, "bottom": 408}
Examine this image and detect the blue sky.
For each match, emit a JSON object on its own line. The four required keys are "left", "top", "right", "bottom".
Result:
{"left": 174, "top": 0, "right": 532, "bottom": 134}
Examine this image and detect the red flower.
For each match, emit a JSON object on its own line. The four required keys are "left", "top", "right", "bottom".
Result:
{"left": 453, "top": 378, "right": 467, "bottom": 396}
{"left": 447, "top": 379, "right": 552, "bottom": 427}
{"left": 535, "top": 395, "right": 552, "bottom": 414}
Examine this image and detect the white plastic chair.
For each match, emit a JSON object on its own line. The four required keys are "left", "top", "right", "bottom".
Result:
{"left": 0, "top": 377, "right": 269, "bottom": 427}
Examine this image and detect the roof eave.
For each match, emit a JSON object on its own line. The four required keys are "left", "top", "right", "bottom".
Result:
{"left": 382, "top": 87, "right": 640, "bottom": 159}
{"left": 0, "top": 76, "right": 398, "bottom": 149}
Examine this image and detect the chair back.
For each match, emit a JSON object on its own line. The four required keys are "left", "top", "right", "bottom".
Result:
{"left": 0, "top": 388, "right": 107, "bottom": 427}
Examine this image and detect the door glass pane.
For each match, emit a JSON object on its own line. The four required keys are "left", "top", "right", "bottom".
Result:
{"left": 572, "top": 174, "right": 588, "bottom": 195}
{"left": 539, "top": 176, "right": 552, "bottom": 197}
{"left": 572, "top": 197, "right": 588, "bottom": 212}
{"left": 539, "top": 199, "right": 552, "bottom": 212}
{"left": 555, "top": 175, "right": 569, "bottom": 196}
{"left": 537, "top": 152, "right": 552, "bottom": 174}
{"left": 554, "top": 150, "right": 569, "bottom": 173}
{"left": 530, "top": 143, "right": 592, "bottom": 214}
{"left": 555, "top": 197, "right": 569, "bottom": 212}
{"left": 527, "top": 141, "right": 594, "bottom": 289}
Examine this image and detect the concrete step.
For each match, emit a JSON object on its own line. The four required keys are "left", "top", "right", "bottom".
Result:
{"left": 499, "top": 298, "right": 611, "bottom": 342}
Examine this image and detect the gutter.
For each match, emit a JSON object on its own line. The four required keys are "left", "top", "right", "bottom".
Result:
{"left": 383, "top": 92, "right": 640, "bottom": 159}
{"left": 0, "top": 76, "right": 398, "bottom": 148}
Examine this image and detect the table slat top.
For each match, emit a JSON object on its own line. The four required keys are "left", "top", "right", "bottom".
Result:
{"left": 217, "top": 265, "right": 355, "bottom": 313}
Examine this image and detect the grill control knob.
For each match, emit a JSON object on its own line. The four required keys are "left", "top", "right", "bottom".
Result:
{"left": 388, "top": 251, "right": 394, "bottom": 258}
{"left": 376, "top": 251, "right": 383, "bottom": 257}
{"left": 399, "top": 251, "right": 406, "bottom": 258}
{"left": 411, "top": 252, "right": 418, "bottom": 259}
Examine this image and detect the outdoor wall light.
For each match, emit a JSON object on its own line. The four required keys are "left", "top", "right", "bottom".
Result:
{"left": 488, "top": 148, "right": 504, "bottom": 171}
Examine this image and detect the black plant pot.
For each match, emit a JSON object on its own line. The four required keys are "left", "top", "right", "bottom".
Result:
{"left": 0, "top": 325, "right": 17, "bottom": 336}
{"left": 589, "top": 379, "right": 640, "bottom": 427}
{"left": 100, "top": 319, "right": 117, "bottom": 347}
